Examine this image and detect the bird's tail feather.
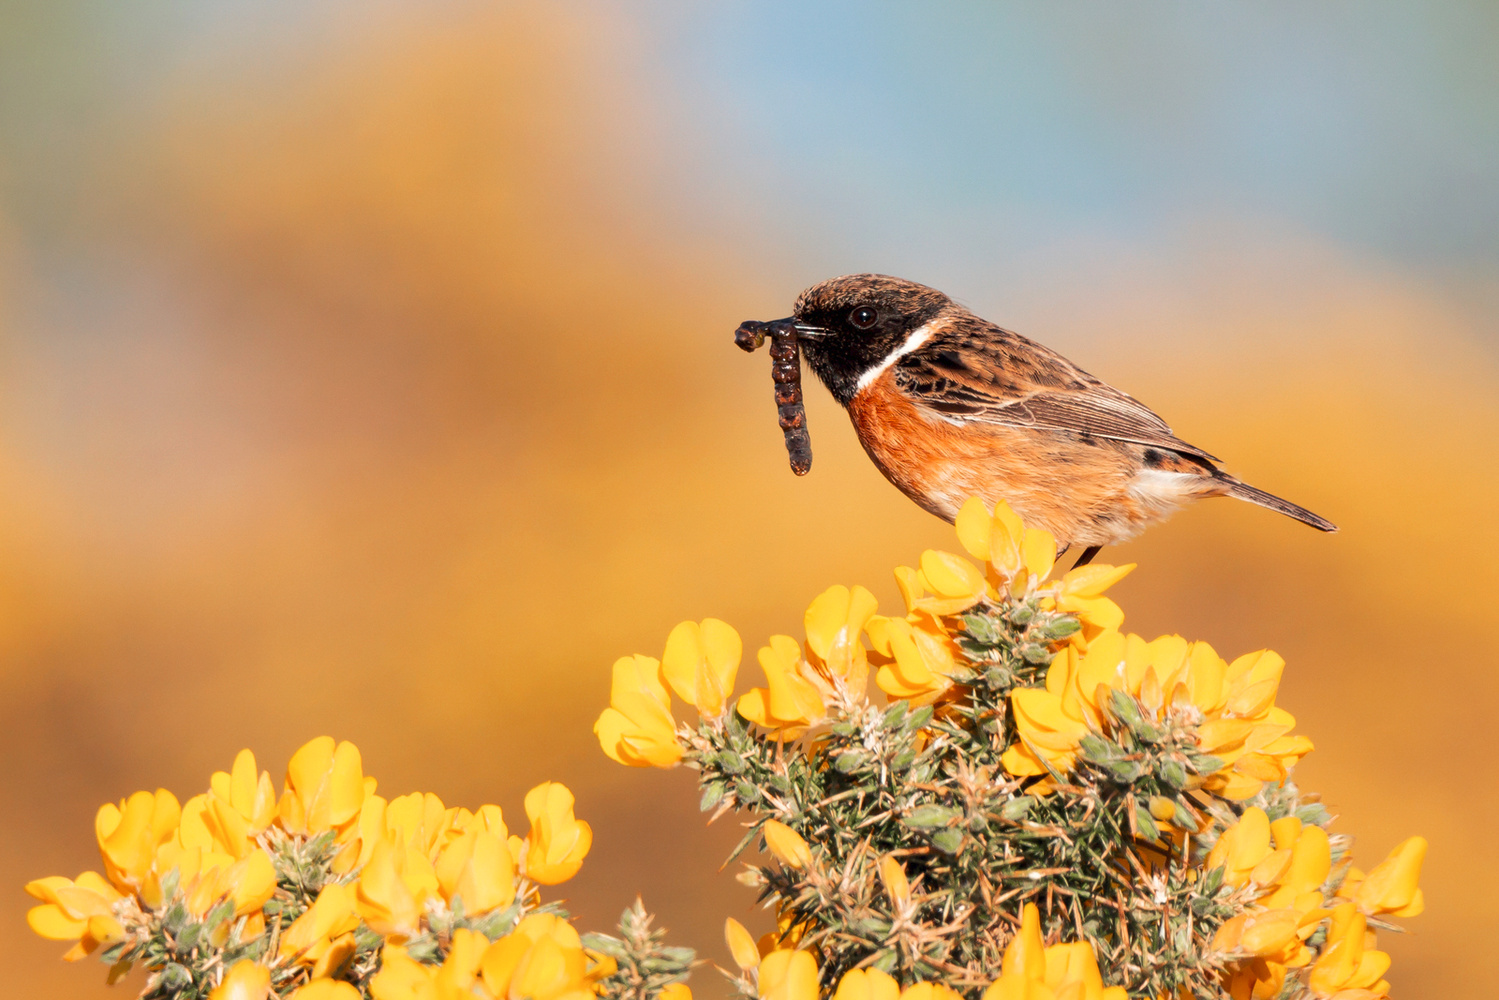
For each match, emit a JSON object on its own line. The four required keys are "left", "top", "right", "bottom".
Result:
{"left": 1219, "top": 477, "right": 1337, "bottom": 533}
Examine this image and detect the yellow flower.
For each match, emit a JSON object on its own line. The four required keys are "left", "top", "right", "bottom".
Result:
{"left": 480, "top": 913, "right": 598, "bottom": 1000}
{"left": 522, "top": 782, "right": 592, "bottom": 885}
{"left": 980, "top": 903, "right": 1126, "bottom": 1000}
{"left": 434, "top": 823, "right": 517, "bottom": 917}
{"left": 24, "top": 871, "right": 126, "bottom": 961}
{"left": 1211, "top": 907, "right": 1306, "bottom": 963}
{"left": 279, "top": 882, "right": 360, "bottom": 977}
{"left": 278, "top": 737, "right": 368, "bottom": 837}
{"left": 998, "top": 629, "right": 1309, "bottom": 800}
{"left": 954, "top": 498, "right": 1056, "bottom": 589}
{"left": 371, "top": 929, "right": 490, "bottom": 1000}
{"left": 210, "top": 960, "right": 271, "bottom": 1000}
{"left": 757, "top": 904, "right": 810, "bottom": 955}
{"left": 909, "top": 548, "right": 990, "bottom": 616}
{"left": 725, "top": 917, "right": 762, "bottom": 971}
{"left": 659, "top": 985, "right": 692, "bottom": 1000}
{"left": 737, "top": 635, "right": 826, "bottom": 734}
{"left": 1000, "top": 681, "right": 1090, "bottom": 777}
{"left": 1307, "top": 904, "right": 1391, "bottom": 997}
{"left": 834, "top": 968, "right": 900, "bottom": 1000}
{"left": 1259, "top": 819, "right": 1332, "bottom": 911}
{"left": 1047, "top": 563, "right": 1133, "bottom": 634}
{"left": 662, "top": 618, "right": 743, "bottom": 718}
{"left": 803, "top": 584, "right": 879, "bottom": 694}
{"left": 762, "top": 820, "right": 813, "bottom": 870}
{"left": 757, "top": 949, "right": 818, "bottom": 1000}
{"left": 204, "top": 750, "right": 279, "bottom": 859}
{"left": 356, "top": 835, "right": 439, "bottom": 938}
{"left": 1342, "top": 836, "right": 1425, "bottom": 917}
{"left": 879, "top": 855, "right": 911, "bottom": 909}
{"left": 595, "top": 654, "right": 684, "bottom": 768}
{"left": 96, "top": 788, "right": 181, "bottom": 891}
{"left": 185, "top": 850, "right": 277, "bottom": 922}
{"left": 381, "top": 792, "right": 462, "bottom": 857}
{"left": 1206, "top": 807, "right": 1277, "bottom": 888}
{"left": 866, "top": 613, "right": 959, "bottom": 703}
{"left": 1205, "top": 811, "right": 1350, "bottom": 997}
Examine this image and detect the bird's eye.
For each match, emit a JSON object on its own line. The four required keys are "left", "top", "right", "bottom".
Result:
{"left": 850, "top": 307, "right": 879, "bottom": 330}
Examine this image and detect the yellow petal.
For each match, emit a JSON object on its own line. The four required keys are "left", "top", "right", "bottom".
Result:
{"left": 837, "top": 968, "right": 902, "bottom": 1000}
{"left": 1186, "top": 643, "right": 1226, "bottom": 713}
{"left": 735, "top": 689, "right": 776, "bottom": 730}
{"left": 879, "top": 855, "right": 911, "bottom": 907}
{"left": 700, "top": 618, "right": 743, "bottom": 703}
{"left": 1010, "top": 689, "right": 1087, "bottom": 753}
{"left": 523, "top": 782, "right": 593, "bottom": 885}
{"left": 661, "top": 619, "right": 740, "bottom": 716}
{"left": 480, "top": 932, "right": 531, "bottom": 998}
{"left": 611, "top": 655, "right": 670, "bottom": 712}
{"left": 98, "top": 791, "right": 160, "bottom": 887}
{"left": 725, "top": 917, "right": 761, "bottom": 970}
{"left": 918, "top": 550, "right": 986, "bottom": 601}
{"left": 1020, "top": 528, "right": 1056, "bottom": 581}
{"left": 954, "top": 497, "right": 993, "bottom": 559}
{"left": 1354, "top": 836, "right": 1426, "bottom": 916}
{"left": 229, "top": 851, "right": 277, "bottom": 916}
{"left": 763, "top": 820, "right": 813, "bottom": 870}
{"left": 1197, "top": 718, "right": 1254, "bottom": 754}
{"left": 1057, "top": 562, "right": 1134, "bottom": 598}
{"left": 27, "top": 903, "right": 86, "bottom": 941}
{"left": 1237, "top": 910, "right": 1298, "bottom": 956}
{"left": 999, "top": 902, "right": 1046, "bottom": 979}
{"left": 287, "top": 981, "right": 361, "bottom": 1000}
{"left": 661, "top": 622, "right": 707, "bottom": 708}
{"left": 1250, "top": 848, "right": 1293, "bottom": 887}
{"left": 758, "top": 949, "right": 818, "bottom": 1000}
{"left": 1055, "top": 594, "right": 1124, "bottom": 632}
{"left": 1283, "top": 825, "right": 1332, "bottom": 896}
{"left": 893, "top": 566, "right": 925, "bottom": 614}
{"left": 988, "top": 501, "right": 1026, "bottom": 579}
{"left": 455, "top": 830, "right": 517, "bottom": 915}
{"left": 210, "top": 960, "right": 271, "bottom": 1000}
{"left": 1000, "top": 744, "right": 1047, "bottom": 777}
{"left": 23, "top": 876, "right": 74, "bottom": 906}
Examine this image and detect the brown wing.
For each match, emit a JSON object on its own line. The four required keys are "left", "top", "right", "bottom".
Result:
{"left": 892, "top": 315, "right": 1222, "bottom": 465}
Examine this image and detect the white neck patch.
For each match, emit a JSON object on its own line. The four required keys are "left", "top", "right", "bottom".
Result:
{"left": 855, "top": 320, "right": 937, "bottom": 393}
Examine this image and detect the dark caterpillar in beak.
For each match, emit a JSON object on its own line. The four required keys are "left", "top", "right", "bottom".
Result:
{"left": 734, "top": 318, "right": 812, "bottom": 476}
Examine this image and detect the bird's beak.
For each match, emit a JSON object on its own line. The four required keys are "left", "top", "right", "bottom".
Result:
{"left": 791, "top": 320, "right": 827, "bottom": 339}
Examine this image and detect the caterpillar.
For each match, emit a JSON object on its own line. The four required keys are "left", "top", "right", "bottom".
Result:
{"left": 734, "top": 318, "right": 812, "bottom": 476}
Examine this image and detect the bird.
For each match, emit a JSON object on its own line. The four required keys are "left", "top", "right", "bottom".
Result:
{"left": 748, "top": 273, "right": 1335, "bottom": 566}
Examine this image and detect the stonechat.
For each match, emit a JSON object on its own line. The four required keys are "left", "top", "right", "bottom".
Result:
{"left": 737, "top": 274, "right": 1335, "bottom": 564}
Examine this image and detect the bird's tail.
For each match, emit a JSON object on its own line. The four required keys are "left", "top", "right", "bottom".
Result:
{"left": 1219, "top": 476, "right": 1338, "bottom": 533}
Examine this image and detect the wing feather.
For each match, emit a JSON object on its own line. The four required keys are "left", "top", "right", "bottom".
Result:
{"left": 892, "top": 320, "right": 1221, "bottom": 464}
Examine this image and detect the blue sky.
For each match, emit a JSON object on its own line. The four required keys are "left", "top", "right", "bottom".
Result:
{"left": 2, "top": 1, "right": 1495, "bottom": 316}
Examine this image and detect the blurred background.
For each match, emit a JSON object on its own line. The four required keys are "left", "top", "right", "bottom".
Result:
{"left": 2, "top": 2, "right": 1495, "bottom": 996}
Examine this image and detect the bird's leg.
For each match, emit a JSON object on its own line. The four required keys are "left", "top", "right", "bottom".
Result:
{"left": 1072, "top": 545, "right": 1102, "bottom": 569}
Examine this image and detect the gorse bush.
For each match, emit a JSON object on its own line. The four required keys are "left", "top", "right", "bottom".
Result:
{"left": 26, "top": 498, "right": 1425, "bottom": 1000}
{"left": 597, "top": 498, "right": 1426, "bottom": 1000}
{"left": 24, "top": 738, "right": 692, "bottom": 1000}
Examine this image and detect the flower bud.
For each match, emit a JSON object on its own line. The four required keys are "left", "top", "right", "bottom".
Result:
{"left": 762, "top": 821, "right": 812, "bottom": 870}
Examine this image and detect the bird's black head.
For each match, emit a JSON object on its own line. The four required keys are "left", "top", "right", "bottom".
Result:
{"left": 791, "top": 274, "right": 952, "bottom": 405}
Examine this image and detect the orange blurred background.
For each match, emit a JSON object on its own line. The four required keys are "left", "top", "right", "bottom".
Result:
{"left": 2, "top": 3, "right": 1496, "bottom": 998}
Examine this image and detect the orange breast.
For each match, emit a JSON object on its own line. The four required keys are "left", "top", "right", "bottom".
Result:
{"left": 847, "top": 372, "right": 1177, "bottom": 547}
